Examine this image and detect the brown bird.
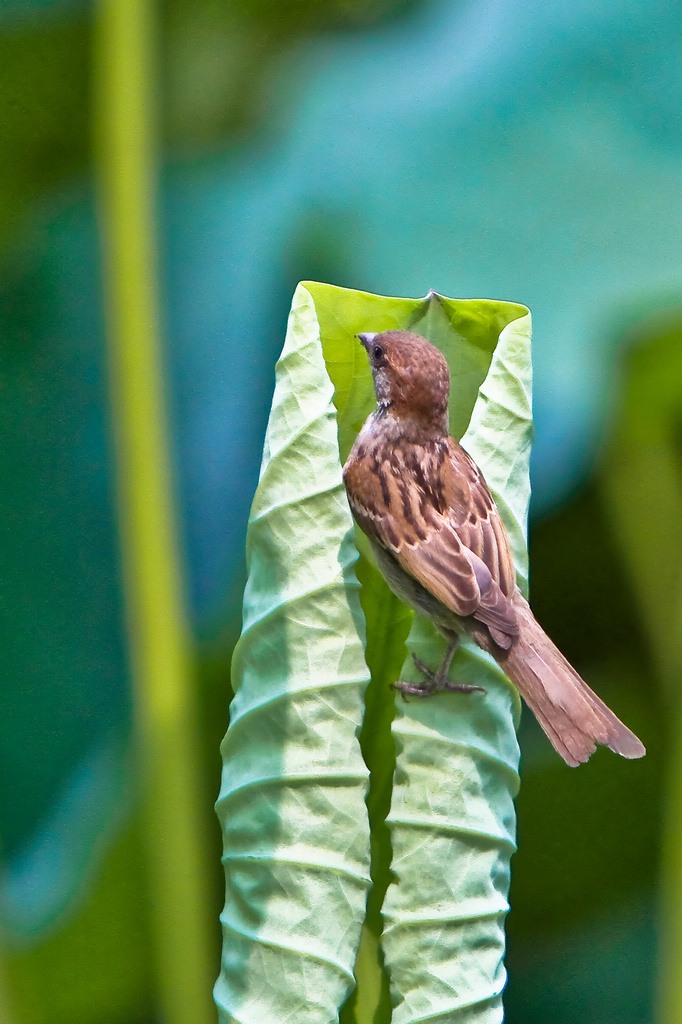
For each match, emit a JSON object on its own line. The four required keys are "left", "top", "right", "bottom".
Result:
{"left": 342, "top": 329, "right": 645, "bottom": 767}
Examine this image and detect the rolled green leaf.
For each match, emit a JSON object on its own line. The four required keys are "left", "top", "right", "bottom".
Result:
{"left": 215, "top": 286, "right": 373, "bottom": 1024}
{"left": 216, "top": 283, "right": 532, "bottom": 1024}
{"left": 382, "top": 308, "right": 531, "bottom": 1024}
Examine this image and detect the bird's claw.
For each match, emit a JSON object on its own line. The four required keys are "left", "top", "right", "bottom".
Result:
{"left": 390, "top": 651, "right": 486, "bottom": 701}
{"left": 390, "top": 679, "right": 434, "bottom": 701}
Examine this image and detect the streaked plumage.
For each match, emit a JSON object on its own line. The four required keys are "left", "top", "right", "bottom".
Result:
{"left": 342, "top": 329, "right": 645, "bottom": 767}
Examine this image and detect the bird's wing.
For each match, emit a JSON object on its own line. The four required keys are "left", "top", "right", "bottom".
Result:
{"left": 440, "top": 440, "right": 518, "bottom": 596}
{"left": 343, "top": 436, "right": 518, "bottom": 644}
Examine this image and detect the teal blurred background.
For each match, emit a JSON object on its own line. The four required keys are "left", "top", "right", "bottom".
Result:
{"left": 0, "top": 0, "right": 680, "bottom": 1020}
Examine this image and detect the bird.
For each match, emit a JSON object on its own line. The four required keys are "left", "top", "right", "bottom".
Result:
{"left": 342, "top": 329, "right": 645, "bottom": 767}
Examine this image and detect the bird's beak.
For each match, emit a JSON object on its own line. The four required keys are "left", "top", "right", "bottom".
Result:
{"left": 356, "top": 332, "right": 377, "bottom": 349}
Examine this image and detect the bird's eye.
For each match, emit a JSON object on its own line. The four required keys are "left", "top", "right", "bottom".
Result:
{"left": 373, "top": 345, "right": 384, "bottom": 360}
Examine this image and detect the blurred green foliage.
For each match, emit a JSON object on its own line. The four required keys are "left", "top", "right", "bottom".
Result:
{"left": 0, "top": 199, "right": 127, "bottom": 858}
{"left": 162, "top": 0, "right": 419, "bottom": 150}
{"left": 7, "top": 819, "right": 155, "bottom": 1024}
{"left": 513, "top": 484, "right": 660, "bottom": 932}
{"left": 0, "top": 10, "right": 89, "bottom": 251}
{"left": 0, "top": 0, "right": 418, "bottom": 254}
{"left": 600, "top": 318, "right": 682, "bottom": 1024}
{"left": 0, "top": 0, "right": 678, "bottom": 1021}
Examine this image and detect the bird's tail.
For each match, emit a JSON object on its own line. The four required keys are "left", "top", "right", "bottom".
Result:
{"left": 494, "top": 595, "right": 645, "bottom": 767}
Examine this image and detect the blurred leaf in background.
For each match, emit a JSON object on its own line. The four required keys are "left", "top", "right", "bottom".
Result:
{"left": 163, "top": 0, "right": 420, "bottom": 152}
{"left": 0, "top": 0, "right": 680, "bottom": 1020}
{"left": 0, "top": 4, "right": 89, "bottom": 252}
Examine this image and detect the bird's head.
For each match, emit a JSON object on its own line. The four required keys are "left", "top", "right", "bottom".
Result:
{"left": 356, "top": 330, "right": 450, "bottom": 435}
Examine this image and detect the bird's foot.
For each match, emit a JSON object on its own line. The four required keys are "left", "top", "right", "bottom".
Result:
{"left": 391, "top": 648, "right": 486, "bottom": 701}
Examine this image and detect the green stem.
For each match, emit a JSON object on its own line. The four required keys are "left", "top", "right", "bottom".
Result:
{"left": 93, "top": 1, "right": 215, "bottom": 1020}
